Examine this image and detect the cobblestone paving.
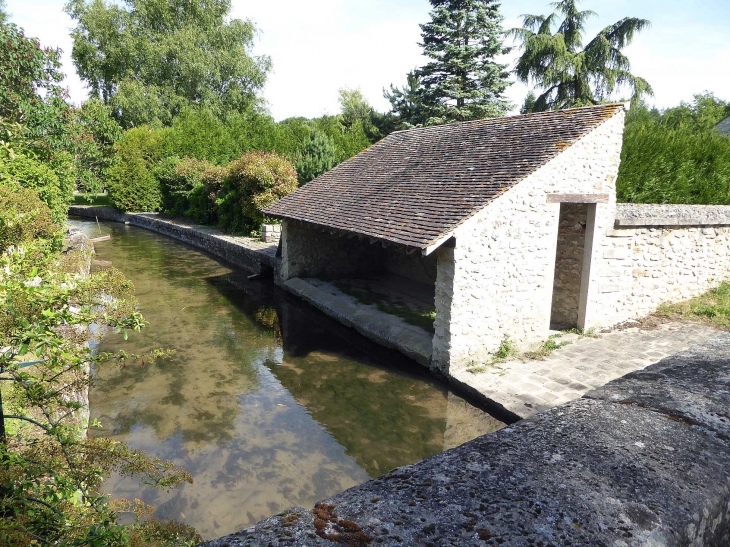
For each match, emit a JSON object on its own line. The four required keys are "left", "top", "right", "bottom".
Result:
{"left": 452, "top": 322, "right": 722, "bottom": 419}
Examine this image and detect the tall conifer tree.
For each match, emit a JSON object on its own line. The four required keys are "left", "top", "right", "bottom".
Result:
{"left": 416, "top": 0, "right": 512, "bottom": 125}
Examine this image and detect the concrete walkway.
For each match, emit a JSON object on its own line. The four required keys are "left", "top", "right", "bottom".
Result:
{"left": 452, "top": 322, "right": 722, "bottom": 419}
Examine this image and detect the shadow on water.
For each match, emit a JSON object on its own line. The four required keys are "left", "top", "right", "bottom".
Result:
{"left": 70, "top": 218, "right": 505, "bottom": 540}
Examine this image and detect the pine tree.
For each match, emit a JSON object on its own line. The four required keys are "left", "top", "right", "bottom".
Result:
{"left": 416, "top": 0, "right": 512, "bottom": 125}
{"left": 295, "top": 131, "right": 337, "bottom": 185}
{"left": 510, "top": 0, "right": 652, "bottom": 112}
{"left": 384, "top": 71, "right": 427, "bottom": 129}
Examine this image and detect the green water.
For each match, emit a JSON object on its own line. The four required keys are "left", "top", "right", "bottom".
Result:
{"left": 70, "top": 219, "right": 505, "bottom": 540}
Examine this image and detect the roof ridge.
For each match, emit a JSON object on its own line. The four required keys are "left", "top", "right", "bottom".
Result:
{"left": 387, "top": 103, "right": 626, "bottom": 137}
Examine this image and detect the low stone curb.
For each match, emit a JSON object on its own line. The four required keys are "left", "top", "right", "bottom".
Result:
{"left": 202, "top": 335, "right": 730, "bottom": 546}
{"left": 284, "top": 278, "right": 433, "bottom": 367}
{"left": 68, "top": 206, "right": 277, "bottom": 274}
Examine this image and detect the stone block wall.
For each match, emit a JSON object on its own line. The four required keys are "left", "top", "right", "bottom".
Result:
{"left": 280, "top": 220, "right": 382, "bottom": 280}
{"left": 280, "top": 220, "right": 438, "bottom": 288}
{"left": 550, "top": 203, "right": 588, "bottom": 328}
{"left": 261, "top": 224, "right": 281, "bottom": 243}
{"left": 593, "top": 204, "right": 730, "bottom": 326}
{"left": 432, "top": 108, "right": 626, "bottom": 374}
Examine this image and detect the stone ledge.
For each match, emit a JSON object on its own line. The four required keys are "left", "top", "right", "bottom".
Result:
{"left": 615, "top": 203, "right": 730, "bottom": 227}
{"left": 202, "top": 335, "right": 730, "bottom": 546}
{"left": 283, "top": 277, "right": 433, "bottom": 368}
{"left": 68, "top": 206, "right": 277, "bottom": 274}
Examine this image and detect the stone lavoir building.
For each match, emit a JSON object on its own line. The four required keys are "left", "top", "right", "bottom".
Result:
{"left": 265, "top": 104, "right": 730, "bottom": 375}
{"left": 716, "top": 115, "right": 730, "bottom": 136}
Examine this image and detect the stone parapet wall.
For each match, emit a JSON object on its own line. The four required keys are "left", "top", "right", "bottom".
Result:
{"left": 68, "top": 206, "right": 277, "bottom": 274}
{"left": 261, "top": 223, "right": 281, "bottom": 243}
{"left": 595, "top": 203, "right": 730, "bottom": 326}
{"left": 616, "top": 203, "right": 730, "bottom": 227}
{"left": 203, "top": 336, "right": 730, "bottom": 547}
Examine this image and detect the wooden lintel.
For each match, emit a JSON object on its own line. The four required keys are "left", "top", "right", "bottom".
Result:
{"left": 546, "top": 193, "right": 609, "bottom": 204}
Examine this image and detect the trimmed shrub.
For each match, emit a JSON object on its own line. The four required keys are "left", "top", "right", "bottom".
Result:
{"left": 0, "top": 181, "right": 58, "bottom": 251}
{"left": 107, "top": 127, "right": 165, "bottom": 212}
{"left": 218, "top": 152, "right": 297, "bottom": 234}
{"left": 0, "top": 153, "right": 72, "bottom": 225}
{"left": 156, "top": 157, "right": 224, "bottom": 223}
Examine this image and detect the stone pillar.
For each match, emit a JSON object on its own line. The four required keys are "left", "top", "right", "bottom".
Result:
{"left": 261, "top": 224, "right": 282, "bottom": 243}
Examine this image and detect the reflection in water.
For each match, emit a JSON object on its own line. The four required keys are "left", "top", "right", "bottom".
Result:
{"left": 71, "top": 219, "right": 505, "bottom": 540}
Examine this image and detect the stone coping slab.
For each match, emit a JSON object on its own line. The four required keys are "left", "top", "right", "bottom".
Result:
{"left": 615, "top": 203, "right": 730, "bottom": 227}
{"left": 202, "top": 334, "right": 730, "bottom": 547}
{"left": 68, "top": 206, "right": 277, "bottom": 274}
{"left": 283, "top": 278, "right": 433, "bottom": 367}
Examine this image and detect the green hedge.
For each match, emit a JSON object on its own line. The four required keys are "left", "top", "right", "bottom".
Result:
{"left": 617, "top": 94, "right": 730, "bottom": 204}
{"left": 0, "top": 152, "right": 73, "bottom": 225}
{"left": 0, "top": 182, "right": 58, "bottom": 252}
{"left": 157, "top": 157, "right": 224, "bottom": 224}
{"left": 107, "top": 127, "right": 165, "bottom": 212}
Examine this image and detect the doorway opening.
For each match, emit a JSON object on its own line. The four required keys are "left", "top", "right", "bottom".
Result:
{"left": 550, "top": 203, "right": 590, "bottom": 329}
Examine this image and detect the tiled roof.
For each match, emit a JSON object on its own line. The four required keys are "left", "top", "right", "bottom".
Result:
{"left": 265, "top": 104, "right": 625, "bottom": 250}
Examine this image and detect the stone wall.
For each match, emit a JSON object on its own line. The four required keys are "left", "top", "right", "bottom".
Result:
{"left": 203, "top": 335, "right": 730, "bottom": 547}
{"left": 280, "top": 219, "right": 438, "bottom": 287}
{"left": 432, "top": 108, "right": 626, "bottom": 374}
{"left": 594, "top": 203, "right": 730, "bottom": 326}
{"left": 382, "top": 247, "right": 437, "bottom": 286}
{"left": 280, "top": 220, "right": 382, "bottom": 280}
{"left": 717, "top": 116, "right": 730, "bottom": 136}
{"left": 261, "top": 224, "right": 281, "bottom": 243}
{"left": 550, "top": 203, "right": 588, "bottom": 328}
{"left": 68, "top": 206, "right": 276, "bottom": 274}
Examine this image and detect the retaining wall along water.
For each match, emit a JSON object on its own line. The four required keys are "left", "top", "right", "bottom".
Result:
{"left": 68, "top": 206, "right": 277, "bottom": 274}
{"left": 202, "top": 335, "right": 730, "bottom": 546}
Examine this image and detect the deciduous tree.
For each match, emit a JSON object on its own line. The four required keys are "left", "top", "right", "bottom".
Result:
{"left": 65, "top": 0, "right": 272, "bottom": 128}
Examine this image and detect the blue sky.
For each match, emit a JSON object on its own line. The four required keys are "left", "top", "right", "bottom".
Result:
{"left": 5, "top": 0, "right": 730, "bottom": 120}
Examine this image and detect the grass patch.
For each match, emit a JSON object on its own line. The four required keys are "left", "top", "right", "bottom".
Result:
{"left": 524, "top": 335, "right": 571, "bottom": 361}
{"left": 334, "top": 281, "right": 436, "bottom": 333}
{"left": 73, "top": 193, "right": 112, "bottom": 206}
{"left": 656, "top": 282, "right": 730, "bottom": 330}
{"left": 466, "top": 330, "right": 594, "bottom": 374}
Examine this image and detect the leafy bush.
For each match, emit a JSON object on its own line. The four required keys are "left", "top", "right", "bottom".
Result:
{"left": 218, "top": 152, "right": 297, "bottom": 233}
{"left": 107, "top": 127, "right": 166, "bottom": 212}
{"left": 69, "top": 98, "right": 123, "bottom": 194}
{"left": 156, "top": 157, "right": 224, "bottom": 223}
{"left": 617, "top": 93, "right": 730, "bottom": 204}
{"left": 0, "top": 152, "right": 72, "bottom": 224}
{"left": 0, "top": 182, "right": 58, "bottom": 251}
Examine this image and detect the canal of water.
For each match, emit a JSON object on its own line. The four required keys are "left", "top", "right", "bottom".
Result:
{"left": 70, "top": 218, "right": 505, "bottom": 540}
